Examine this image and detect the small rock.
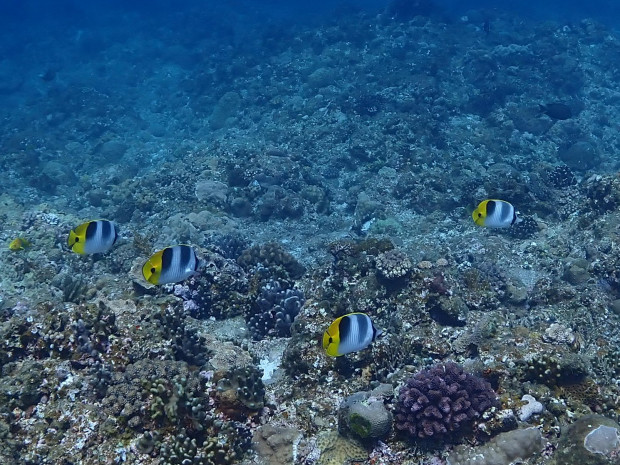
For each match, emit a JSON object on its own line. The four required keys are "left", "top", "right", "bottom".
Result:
{"left": 609, "top": 299, "right": 620, "bottom": 317}
{"left": 96, "top": 140, "right": 128, "bottom": 162}
{"left": 552, "top": 414, "right": 620, "bottom": 465}
{"left": 563, "top": 264, "right": 590, "bottom": 285}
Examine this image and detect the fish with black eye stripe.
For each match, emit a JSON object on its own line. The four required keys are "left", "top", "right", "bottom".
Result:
{"left": 142, "top": 245, "right": 200, "bottom": 285}
{"left": 472, "top": 199, "right": 518, "bottom": 228}
{"left": 68, "top": 220, "right": 118, "bottom": 254}
{"left": 322, "top": 312, "right": 381, "bottom": 357}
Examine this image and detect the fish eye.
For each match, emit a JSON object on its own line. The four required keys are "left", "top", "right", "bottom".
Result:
{"left": 328, "top": 337, "right": 333, "bottom": 343}
{"left": 151, "top": 267, "right": 156, "bottom": 273}
{"left": 477, "top": 213, "right": 482, "bottom": 217}
{"left": 75, "top": 237, "right": 80, "bottom": 242}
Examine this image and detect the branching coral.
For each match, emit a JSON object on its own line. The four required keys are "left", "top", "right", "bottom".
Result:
{"left": 394, "top": 362, "right": 498, "bottom": 442}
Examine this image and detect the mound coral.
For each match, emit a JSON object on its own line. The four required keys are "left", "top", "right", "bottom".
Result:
{"left": 394, "top": 362, "right": 498, "bottom": 441}
{"left": 246, "top": 280, "right": 305, "bottom": 340}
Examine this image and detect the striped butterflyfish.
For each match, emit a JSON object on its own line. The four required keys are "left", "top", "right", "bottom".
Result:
{"left": 472, "top": 199, "right": 517, "bottom": 228}
{"left": 322, "top": 312, "right": 380, "bottom": 357}
{"left": 142, "top": 245, "right": 199, "bottom": 285}
{"left": 68, "top": 220, "right": 118, "bottom": 254}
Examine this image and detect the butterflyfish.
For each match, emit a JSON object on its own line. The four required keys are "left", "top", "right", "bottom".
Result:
{"left": 142, "top": 245, "right": 199, "bottom": 285}
{"left": 472, "top": 199, "right": 517, "bottom": 228}
{"left": 68, "top": 220, "right": 118, "bottom": 254}
{"left": 322, "top": 312, "right": 380, "bottom": 357}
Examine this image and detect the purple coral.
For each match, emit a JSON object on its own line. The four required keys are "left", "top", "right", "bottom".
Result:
{"left": 394, "top": 362, "right": 498, "bottom": 441}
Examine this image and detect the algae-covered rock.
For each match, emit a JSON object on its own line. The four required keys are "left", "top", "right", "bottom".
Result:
{"left": 42, "top": 160, "right": 77, "bottom": 186}
{"left": 447, "top": 427, "right": 542, "bottom": 465}
{"left": 96, "top": 139, "right": 128, "bottom": 162}
{"left": 563, "top": 259, "right": 591, "bottom": 286}
{"left": 338, "top": 386, "right": 393, "bottom": 440}
{"left": 551, "top": 414, "right": 620, "bottom": 465}
{"left": 209, "top": 91, "right": 241, "bottom": 130}
{"left": 0, "top": 360, "right": 43, "bottom": 410}
{"left": 559, "top": 140, "right": 600, "bottom": 171}
{"left": 609, "top": 299, "right": 620, "bottom": 317}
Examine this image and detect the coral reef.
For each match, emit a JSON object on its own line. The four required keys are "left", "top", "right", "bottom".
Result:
{"left": 447, "top": 427, "right": 543, "bottom": 465}
{"left": 547, "top": 165, "right": 577, "bottom": 188}
{"left": 237, "top": 243, "right": 306, "bottom": 281}
{"left": 253, "top": 425, "right": 302, "bottom": 464}
{"left": 158, "top": 424, "right": 251, "bottom": 465}
{"left": 375, "top": 248, "right": 413, "bottom": 281}
{"left": 216, "top": 365, "right": 266, "bottom": 413}
{"left": 173, "top": 250, "right": 251, "bottom": 320}
{"left": 315, "top": 431, "right": 367, "bottom": 465}
{"left": 551, "top": 415, "right": 620, "bottom": 465}
{"left": 3, "top": 4, "right": 620, "bottom": 464}
{"left": 246, "top": 280, "right": 305, "bottom": 340}
{"left": 518, "top": 394, "right": 544, "bottom": 422}
{"left": 394, "top": 362, "right": 499, "bottom": 442}
{"left": 155, "top": 304, "right": 211, "bottom": 367}
{"left": 338, "top": 385, "right": 394, "bottom": 440}
{"left": 522, "top": 352, "right": 590, "bottom": 387}
{"left": 508, "top": 215, "right": 539, "bottom": 239}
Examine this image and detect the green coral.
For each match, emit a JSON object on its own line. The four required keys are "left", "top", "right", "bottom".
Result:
{"left": 338, "top": 387, "right": 393, "bottom": 440}
{"left": 160, "top": 432, "right": 239, "bottom": 465}
{"left": 139, "top": 367, "right": 252, "bottom": 465}
{"left": 349, "top": 413, "right": 372, "bottom": 438}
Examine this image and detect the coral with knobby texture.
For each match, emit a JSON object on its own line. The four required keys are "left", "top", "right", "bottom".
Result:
{"left": 509, "top": 215, "right": 539, "bottom": 239}
{"left": 246, "top": 280, "right": 305, "bottom": 340}
{"left": 375, "top": 248, "right": 413, "bottom": 280}
{"left": 523, "top": 352, "right": 589, "bottom": 387}
{"left": 394, "top": 362, "right": 498, "bottom": 441}
{"left": 237, "top": 243, "right": 306, "bottom": 280}
{"left": 158, "top": 423, "right": 251, "bottom": 465}
{"left": 155, "top": 305, "right": 211, "bottom": 367}
{"left": 216, "top": 365, "right": 266, "bottom": 413}
{"left": 174, "top": 250, "right": 251, "bottom": 320}
{"left": 547, "top": 165, "right": 577, "bottom": 188}
{"left": 208, "top": 233, "right": 249, "bottom": 260}
{"left": 584, "top": 174, "right": 620, "bottom": 213}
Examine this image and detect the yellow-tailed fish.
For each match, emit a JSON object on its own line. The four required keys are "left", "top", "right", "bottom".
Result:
{"left": 323, "top": 312, "right": 380, "bottom": 357}
{"left": 142, "top": 245, "right": 199, "bottom": 285}
{"left": 9, "top": 237, "right": 31, "bottom": 251}
{"left": 68, "top": 220, "right": 118, "bottom": 254}
{"left": 472, "top": 199, "right": 517, "bottom": 228}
